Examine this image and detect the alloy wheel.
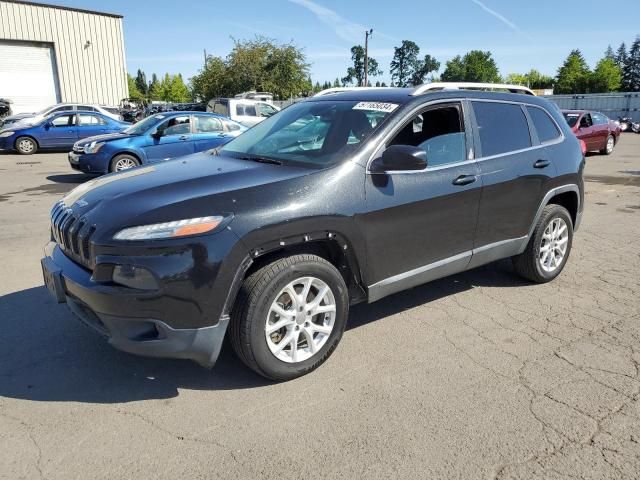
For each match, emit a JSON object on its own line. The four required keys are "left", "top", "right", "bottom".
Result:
{"left": 538, "top": 217, "right": 569, "bottom": 273}
{"left": 18, "top": 139, "right": 34, "bottom": 153}
{"left": 114, "top": 157, "right": 137, "bottom": 171}
{"left": 606, "top": 136, "right": 614, "bottom": 154}
{"left": 265, "top": 276, "right": 336, "bottom": 363}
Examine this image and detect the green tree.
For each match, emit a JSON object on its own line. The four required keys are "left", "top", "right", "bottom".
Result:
{"left": 342, "top": 45, "right": 382, "bottom": 86}
{"left": 135, "top": 69, "right": 148, "bottom": 96}
{"left": 526, "top": 69, "right": 554, "bottom": 89}
{"left": 555, "top": 49, "right": 591, "bottom": 94}
{"left": 390, "top": 40, "right": 420, "bottom": 87}
{"left": 604, "top": 45, "right": 616, "bottom": 61}
{"left": 148, "top": 74, "right": 161, "bottom": 100}
{"left": 127, "top": 74, "right": 143, "bottom": 99}
{"left": 190, "top": 56, "right": 230, "bottom": 101}
{"left": 615, "top": 42, "right": 628, "bottom": 68}
{"left": 169, "top": 74, "right": 191, "bottom": 102}
{"left": 441, "top": 50, "right": 500, "bottom": 83}
{"left": 590, "top": 57, "right": 622, "bottom": 93}
{"left": 505, "top": 72, "right": 528, "bottom": 85}
{"left": 410, "top": 54, "right": 440, "bottom": 86}
{"left": 333, "top": 77, "right": 341, "bottom": 87}
{"left": 622, "top": 37, "right": 640, "bottom": 91}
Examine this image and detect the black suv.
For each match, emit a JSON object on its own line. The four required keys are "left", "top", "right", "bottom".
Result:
{"left": 42, "top": 88, "right": 584, "bottom": 380}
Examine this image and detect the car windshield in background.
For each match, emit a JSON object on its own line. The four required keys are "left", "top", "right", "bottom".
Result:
{"left": 123, "top": 114, "right": 165, "bottom": 135}
{"left": 563, "top": 112, "right": 580, "bottom": 128}
{"left": 221, "top": 100, "right": 396, "bottom": 168}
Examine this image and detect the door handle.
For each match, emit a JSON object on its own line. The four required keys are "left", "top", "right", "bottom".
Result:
{"left": 179, "top": 135, "right": 190, "bottom": 141}
{"left": 533, "top": 159, "right": 551, "bottom": 168}
{"left": 452, "top": 174, "right": 477, "bottom": 186}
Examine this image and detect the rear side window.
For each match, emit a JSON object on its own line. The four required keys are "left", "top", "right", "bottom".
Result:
{"left": 526, "top": 106, "right": 560, "bottom": 143}
{"left": 194, "top": 115, "right": 222, "bottom": 133}
{"left": 472, "top": 102, "right": 531, "bottom": 157}
{"left": 236, "top": 104, "right": 257, "bottom": 116}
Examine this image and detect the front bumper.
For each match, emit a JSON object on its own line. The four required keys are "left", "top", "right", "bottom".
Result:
{"left": 41, "top": 242, "right": 229, "bottom": 367}
{"left": 68, "top": 151, "right": 111, "bottom": 174}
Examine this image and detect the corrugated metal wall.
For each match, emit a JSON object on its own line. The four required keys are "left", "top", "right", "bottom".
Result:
{"left": 0, "top": 0, "right": 128, "bottom": 107}
{"left": 545, "top": 92, "right": 640, "bottom": 120}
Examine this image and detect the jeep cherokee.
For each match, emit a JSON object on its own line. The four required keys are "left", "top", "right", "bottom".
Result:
{"left": 41, "top": 87, "right": 584, "bottom": 381}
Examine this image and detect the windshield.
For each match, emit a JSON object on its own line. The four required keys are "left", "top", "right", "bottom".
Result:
{"left": 123, "top": 114, "right": 166, "bottom": 135}
{"left": 563, "top": 112, "right": 580, "bottom": 128}
{"left": 221, "top": 100, "right": 397, "bottom": 168}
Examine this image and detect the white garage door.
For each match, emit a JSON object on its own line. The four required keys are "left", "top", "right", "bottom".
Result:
{"left": 0, "top": 41, "right": 60, "bottom": 115}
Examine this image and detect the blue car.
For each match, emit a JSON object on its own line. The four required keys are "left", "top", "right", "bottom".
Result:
{"left": 0, "top": 111, "right": 129, "bottom": 155}
{"left": 68, "top": 111, "right": 247, "bottom": 173}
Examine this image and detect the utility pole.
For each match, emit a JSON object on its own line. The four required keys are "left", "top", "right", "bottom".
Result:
{"left": 363, "top": 29, "right": 373, "bottom": 87}
{"left": 204, "top": 49, "right": 207, "bottom": 68}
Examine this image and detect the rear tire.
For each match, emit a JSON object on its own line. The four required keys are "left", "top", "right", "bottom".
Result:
{"left": 600, "top": 135, "right": 615, "bottom": 155}
{"left": 230, "top": 254, "right": 349, "bottom": 381}
{"left": 109, "top": 154, "right": 140, "bottom": 173}
{"left": 512, "top": 204, "right": 573, "bottom": 283}
{"left": 15, "top": 136, "right": 37, "bottom": 155}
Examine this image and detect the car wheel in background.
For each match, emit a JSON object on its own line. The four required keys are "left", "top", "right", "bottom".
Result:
{"left": 600, "top": 135, "right": 615, "bottom": 155}
{"left": 110, "top": 154, "right": 140, "bottom": 172}
{"left": 230, "top": 254, "right": 349, "bottom": 381}
{"left": 512, "top": 204, "right": 573, "bottom": 283}
{"left": 15, "top": 136, "right": 38, "bottom": 155}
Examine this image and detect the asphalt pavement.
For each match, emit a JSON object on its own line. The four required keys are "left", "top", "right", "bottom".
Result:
{"left": 1, "top": 137, "right": 639, "bottom": 479}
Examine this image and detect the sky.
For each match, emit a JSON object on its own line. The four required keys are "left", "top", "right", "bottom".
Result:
{"left": 48, "top": 0, "right": 639, "bottom": 85}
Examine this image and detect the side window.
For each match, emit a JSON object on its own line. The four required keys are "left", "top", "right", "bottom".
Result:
{"left": 194, "top": 115, "right": 223, "bottom": 133}
{"left": 259, "top": 103, "right": 278, "bottom": 117}
{"left": 224, "top": 121, "right": 242, "bottom": 131}
{"left": 211, "top": 101, "right": 229, "bottom": 116}
{"left": 473, "top": 101, "right": 531, "bottom": 157}
{"left": 388, "top": 103, "right": 466, "bottom": 167}
{"left": 236, "top": 104, "right": 257, "bottom": 116}
{"left": 159, "top": 116, "right": 190, "bottom": 136}
{"left": 78, "top": 105, "right": 95, "bottom": 112}
{"left": 526, "top": 106, "right": 561, "bottom": 143}
{"left": 50, "top": 114, "right": 74, "bottom": 127}
{"left": 580, "top": 113, "right": 593, "bottom": 128}
{"left": 78, "top": 114, "right": 105, "bottom": 126}
{"left": 52, "top": 106, "right": 69, "bottom": 113}
{"left": 591, "top": 112, "right": 606, "bottom": 125}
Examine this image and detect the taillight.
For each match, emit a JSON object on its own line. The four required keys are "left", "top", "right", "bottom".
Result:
{"left": 579, "top": 139, "right": 587, "bottom": 155}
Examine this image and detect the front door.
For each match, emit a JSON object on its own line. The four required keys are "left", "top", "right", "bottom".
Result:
{"left": 142, "top": 115, "right": 194, "bottom": 162}
{"left": 39, "top": 113, "right": 77, "bottom": 148}
{"left": 361, "top": 101, "right": 482, "bottom": 300}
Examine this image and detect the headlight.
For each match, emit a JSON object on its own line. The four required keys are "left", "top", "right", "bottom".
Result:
{"left": 113, "top": 216, "right": 224, "bottom": 241}
{"left": 84, "top": 141, "right": 105, "bottom": 154}
{"left": 0, "top": 131, "right": 14, "bottom": 138}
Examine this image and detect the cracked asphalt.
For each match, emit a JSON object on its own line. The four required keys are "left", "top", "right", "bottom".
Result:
{"left": 1, "top": 136, "right": 639, "bottom": 480}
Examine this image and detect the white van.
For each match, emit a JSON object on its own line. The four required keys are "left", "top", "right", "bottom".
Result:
{"left": 207, "top": 98, "right": 279, "bottom": 127}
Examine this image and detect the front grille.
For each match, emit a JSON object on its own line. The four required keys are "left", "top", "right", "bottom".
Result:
{"left": 50, "top": 201, "right": 95, "bottom": 270}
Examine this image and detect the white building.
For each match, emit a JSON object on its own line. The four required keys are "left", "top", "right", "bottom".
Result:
{"left": 0, "top": 0, "right": 128, "bottom": 114}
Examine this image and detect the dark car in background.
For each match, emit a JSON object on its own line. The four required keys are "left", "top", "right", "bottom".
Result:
{"left": 562, "top": 110, "right": 620, "bottom": 155}
{"left": 68, "top": 111, "right": 246, "bottom": 173}
{"left": 42, "top": 86, "right": 584, "bottom": 381}
{"left": 0, "top": 110, "right": 129, "bottom": 154}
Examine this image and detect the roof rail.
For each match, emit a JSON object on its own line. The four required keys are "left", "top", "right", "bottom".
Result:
{"left": 313, "top": 86, "right": 390, "bottom": 97}
{"left": 411, "top": 82, "right": 535, "bottom": 96}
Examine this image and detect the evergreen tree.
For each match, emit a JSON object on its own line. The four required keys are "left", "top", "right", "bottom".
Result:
{"left": 604, "top": 45, "right": 615, "bottom": 61}
{"left": 591, "top": 57, "right": 622, "bottom": 92}
{"left": 148, "top": 74, "right": 160, "bottom": 100}
{"left": 135, "top": 69, "right": 148, "bottom": 96}
{"left": 615, "top": 42, "right": 628, "bottom": 68}
{"left": 622, "top": 37, "right": 640, "bottom": 91}
{"left": 333, "top": 77, "right": 341, "bottom": 88}
{"left": 555, "top": 49, "right": 590, "bottom": 94}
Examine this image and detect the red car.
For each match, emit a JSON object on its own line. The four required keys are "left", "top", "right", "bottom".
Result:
{"left": 562, "top": 110, "right": 621, "bottom": 155}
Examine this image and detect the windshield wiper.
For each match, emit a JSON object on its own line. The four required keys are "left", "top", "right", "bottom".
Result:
{"left": 235, "top": 155, "right": 282, "bottom": 165}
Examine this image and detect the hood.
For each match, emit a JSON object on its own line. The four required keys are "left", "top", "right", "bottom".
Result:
{"left": 60, "top": 151, "right": 312, "bottom": 240}
{"left": 75, "top": 131, "right": 132, "bottom": 146}
{"left": 3, "top": 112, "right": 33, "bottom": 122}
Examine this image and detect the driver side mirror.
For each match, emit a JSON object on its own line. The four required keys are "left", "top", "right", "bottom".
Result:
{"left": 370, "top": 145, "right": 427, "bottom": 173}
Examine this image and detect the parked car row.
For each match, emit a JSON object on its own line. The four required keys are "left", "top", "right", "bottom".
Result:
{"left": 1, "top": 102, "right": 122, "bottom": 127}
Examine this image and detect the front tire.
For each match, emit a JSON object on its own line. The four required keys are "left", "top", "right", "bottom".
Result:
{"left": 512, "top": 204, "right": 573, "bottom": 283}
{"left": 600, "top": 135, "right": 615, "bottom": 155}
{"left": 230, "top": 254, "right": 349, "bottom": 381}
{"left": 15, "top": 136, "right": 37, "bottom": 155}
{"left": 109, "top": 154, "right": 140, "bottom": 173}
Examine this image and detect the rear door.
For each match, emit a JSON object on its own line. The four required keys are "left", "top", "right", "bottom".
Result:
{"left": 76, "top": 113, "right": 111, "bottom": 140}
{"left": 192, "top": 114, "right": 228, "bottom": 151}
{"left": 141, "top": 114, "right": 194, "bottom": 162}
{"left": 590, "top": 112, "right": 609, "bottom": 150}
{"left": 39, "top": 113, "right": 77, "bottom": 147}
{"left": 469, "top": 100, "right": 556, "bottom": 263}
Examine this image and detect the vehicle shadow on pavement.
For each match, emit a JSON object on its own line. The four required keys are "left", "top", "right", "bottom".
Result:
{"left": 0, "top": 261, "right": 529, "bottom": 403}
{"left": 46, "top": 173, "right": 96, "bottom": 184}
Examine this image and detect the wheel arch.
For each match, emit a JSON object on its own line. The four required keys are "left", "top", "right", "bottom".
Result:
{"left": 531, "top": 185, "right": 580, "bottom": 236}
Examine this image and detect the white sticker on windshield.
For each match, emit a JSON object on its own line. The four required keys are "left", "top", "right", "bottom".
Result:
{"left": 353, "top": 102, "right": 398, "bottom": 113}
